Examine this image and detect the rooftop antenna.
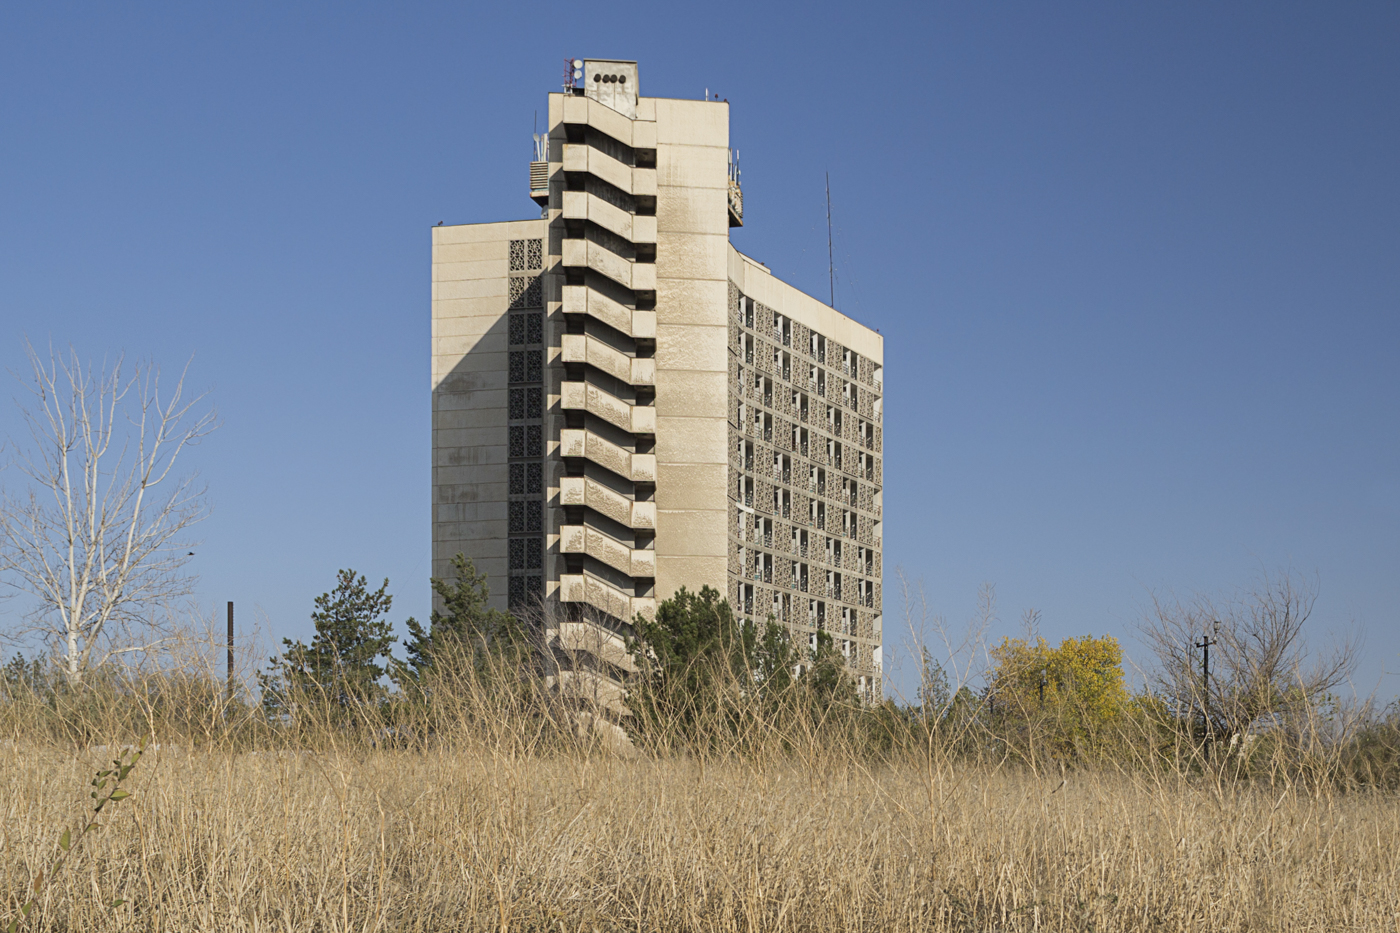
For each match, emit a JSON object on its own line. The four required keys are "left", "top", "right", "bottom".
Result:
{"left": 826, "top": 172, "right": 835, "bottom": 308}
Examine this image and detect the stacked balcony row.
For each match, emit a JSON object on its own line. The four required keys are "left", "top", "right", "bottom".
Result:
{"left": 551, "top": 100, "right": 659, "bottom": 630}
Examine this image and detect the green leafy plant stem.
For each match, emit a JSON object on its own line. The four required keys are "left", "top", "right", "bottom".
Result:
{"left": 5, "top": 735, "right": 147, "bottom": 932}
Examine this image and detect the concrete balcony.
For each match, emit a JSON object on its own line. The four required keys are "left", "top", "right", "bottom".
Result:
{"left": 561, "top": 144, "right": 657, "bottom": 198}
{"left": 561, "top": 96, "right": 656, "bottom": 150}
{"left": 560, "top": 476, "right": 656, "bottom": 529}
{"left": 562, "top": 191, "right": 656, "bottom": 245}
{"left": 561, "top": 237, "right": 656, "bottom": 292}
{"left": 560, "top": 334, "right": 655, "bottom": 386}
{"left": 560, "top": 284, "right": 655, "bottom": 339}
{"left": 559, "top": 573, "right": 656, "bottom": 624}
{"left": 559, "top": 524, "right": 656, "bottom": 578}
{"left": 560, "top": 380, "right": 655, "bottom": 435}
{"left": 560, "top": 428, "right": 655, "bottom": 483}
{"left": 546, "top": 668, "right": 629, "bottom": 718}
{"left": 551, "top": 620, "right": 640, "bottom": 674}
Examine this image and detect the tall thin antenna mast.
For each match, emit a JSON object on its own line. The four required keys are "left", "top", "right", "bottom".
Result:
{"left": 825, "top": 172, "right": 835, "bottom": 307}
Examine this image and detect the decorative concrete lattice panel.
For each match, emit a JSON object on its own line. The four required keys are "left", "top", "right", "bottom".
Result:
{"left": 754, "top": 302, "right": 772, "bottom": 334}
{"left": 508, "top": 574, "right": 542, "bottom": 608}
{"left": 509, "top": 312, "right": 544, "bottom": 345}
{"left": 509, "top": 275, "right": 543, "bottom": 309}
{"left": 509, "top": 238, "right": 544, "bottom": 271}
{"left": 509, "top": 501, "right": 542, "bottom": 534}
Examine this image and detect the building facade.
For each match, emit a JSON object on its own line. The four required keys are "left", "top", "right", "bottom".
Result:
{"left": 431, "top": 60, "right": 884, "bottom": 700}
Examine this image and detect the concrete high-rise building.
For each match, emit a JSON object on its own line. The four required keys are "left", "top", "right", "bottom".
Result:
{"left": 431, "top": 60, "right": 884, "bottom": 701}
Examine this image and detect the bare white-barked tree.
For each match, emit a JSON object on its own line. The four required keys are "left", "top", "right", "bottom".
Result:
{"left": 0, "top": 343, "right": 217, "bottom": 683}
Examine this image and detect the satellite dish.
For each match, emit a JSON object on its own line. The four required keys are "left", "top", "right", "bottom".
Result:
{"left": 573, "top": 69, "right": 582, "bottom": 79}
{"left": 573, "top": 59, "right": 583, "bottom": 68}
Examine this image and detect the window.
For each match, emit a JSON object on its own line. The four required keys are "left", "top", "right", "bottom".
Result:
{"left": 509, "top": 537, "right": 543, "bottom": 571}
{"left": 509, "top": 462, "right": 544, "bottom": 496}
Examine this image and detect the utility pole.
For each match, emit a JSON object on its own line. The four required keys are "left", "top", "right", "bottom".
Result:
{"left": 226, "top": 601, "right": 234, "bottom": 704}
{"left": 825, "top": 172, "right": 835, "bottom": 308}
{"left": 1195, "top": 622, "right": 1218, "bottom": 762}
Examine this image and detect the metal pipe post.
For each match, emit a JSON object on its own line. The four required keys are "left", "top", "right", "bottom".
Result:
{"left": 227, "top": 601, "right": 234, "bottom": 703}
{"left": 1195, "top": 628, "right": 1217, "bottom": 762}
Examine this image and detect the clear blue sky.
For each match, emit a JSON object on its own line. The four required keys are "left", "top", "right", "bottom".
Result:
{"left": 2, "top": 3, "right": 1396, "bottom": 700}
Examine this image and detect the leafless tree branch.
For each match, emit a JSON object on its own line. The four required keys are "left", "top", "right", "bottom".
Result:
{"left": 1138, "top": 569, "right": 1359, "bottom": 739}
{"left": 0, "top": 341, "right": 218, "bottom": 682}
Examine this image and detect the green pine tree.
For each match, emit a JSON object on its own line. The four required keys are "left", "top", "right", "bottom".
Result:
{"left": 263, "top": 569, "right": 397, "bottom": 713}
{"left": 399, "top": 552, "right": 520, "bottom": 682}
{"left": 627, "top": 587, "right": 864, "bottom": 746}
{"left": 803, "top": 629, "right": 857, "bottom": 708}
{"left": 629, "top": 587, "right": 823, "bottom": 737}
{"left": 627, "top": 586, "right": 754, "bottom": 731}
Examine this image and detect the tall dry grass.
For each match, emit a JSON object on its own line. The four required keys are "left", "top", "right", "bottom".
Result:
{"left": 2, "top": 636, "right": 1399, "bottom": 931}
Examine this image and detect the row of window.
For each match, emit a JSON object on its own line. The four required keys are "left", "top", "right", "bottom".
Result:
{"left": 736, "top": 545, "right": 880, "bottom": 606}
{"left": 735, "top": 343, "right": 880, "bottom": 419}
{"left": 732, "top": 582, "right": 878, "bottom": 653}
{"left": 731, "top": 288, "right": 881, "bottom": 388}
{"left": 736, "top": 402, "right": 882, "bottom": 466}
{"left": 734, "top": 516, "right": 880, "bottom": 573}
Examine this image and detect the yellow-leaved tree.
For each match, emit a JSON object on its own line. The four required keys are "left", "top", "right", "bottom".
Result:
{"left": 987, "top": 633, "right": 1128, "bottom": 763}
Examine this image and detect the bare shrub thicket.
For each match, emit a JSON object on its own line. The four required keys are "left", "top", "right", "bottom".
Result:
{"left": 1135, "top": 570, "right": 1371, "bottom": 785}
{"left": 1140, "top": 572, "right": 1356, "bottom": 733}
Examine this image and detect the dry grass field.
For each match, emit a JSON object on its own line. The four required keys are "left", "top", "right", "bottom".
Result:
{"left": 3, "top": 735, "right": 1398, "bottom": 932}
{"left": 2, "top": 613, "right": 1397, "bottom": 933}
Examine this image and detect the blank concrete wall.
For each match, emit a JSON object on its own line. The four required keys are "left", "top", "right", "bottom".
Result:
{"left": 431, "top": 218, "right": 546, "bottom": 611}
{"left": 651, "top": 98, "right": 733, "bottom": 600}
